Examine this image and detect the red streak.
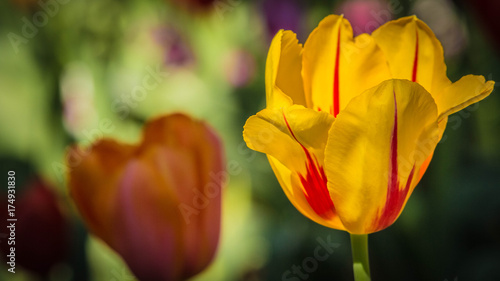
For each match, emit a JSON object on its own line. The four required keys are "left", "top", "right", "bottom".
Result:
{"left": 412, "top": 29, "right": 419, "bottom": 82}
{"left": 373, "top": 91, "right": 414, "bottom": 232}
{"left": 332, "top": 28, "right": 341, "bottom": 117}
{"left": 282, "top": 112, "right": 335, "bottom": 219}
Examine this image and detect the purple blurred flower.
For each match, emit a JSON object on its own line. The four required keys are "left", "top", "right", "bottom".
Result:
{"left": 153, "top": 26, "right": 195, "bottom": 68}
{"left": 263, "top": 0, "right": 302, "bottom": 40}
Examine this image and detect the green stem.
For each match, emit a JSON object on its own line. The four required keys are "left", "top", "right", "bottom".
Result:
{"left": 350, "top": 234, "right": 371, "bottom": 281}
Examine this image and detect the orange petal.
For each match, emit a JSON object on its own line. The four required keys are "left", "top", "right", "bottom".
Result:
{"left": 141, "top": 115, "right": 224, "bottom": 277}
{"left": 67, "top": 139, "right": 135, "bottom": 246}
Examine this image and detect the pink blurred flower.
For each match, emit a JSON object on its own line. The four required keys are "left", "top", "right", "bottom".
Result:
{"left": 337, "top": 0, "right": 392, "bottom": 36}
{"left": 223, "top": 49, "right": 256, "bottom": 88}
{"left": 412, "top": 0, "right": 467, "bottom": 58}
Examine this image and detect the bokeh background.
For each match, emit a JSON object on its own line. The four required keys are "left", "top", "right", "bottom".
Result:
{"left": 0, "top": 0, "right": 499, "bottom": 280}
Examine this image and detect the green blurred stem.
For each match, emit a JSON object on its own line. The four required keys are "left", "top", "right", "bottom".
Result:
{"left": 350, "top": 234, "right": 371, "bottom": 281}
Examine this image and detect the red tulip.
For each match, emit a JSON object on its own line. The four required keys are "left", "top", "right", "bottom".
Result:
{"left": 68, "top": 114, "right": 225, "bottom": 281}
{"left": 0, "top": 178, "right": 69, "bottom": 276}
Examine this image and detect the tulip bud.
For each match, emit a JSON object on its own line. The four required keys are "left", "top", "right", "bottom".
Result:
{"left": 0, "top": 178, "right": 69, "bottom": 276}
{"left": 68, "top": 114, "right": 225, "bottom": 281}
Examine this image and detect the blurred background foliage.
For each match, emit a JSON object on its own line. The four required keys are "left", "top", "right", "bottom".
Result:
{"left": 0, "top": 0, "right": 499, "bottom": 280}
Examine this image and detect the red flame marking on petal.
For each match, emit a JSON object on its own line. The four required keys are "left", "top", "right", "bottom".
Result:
{"left": 412, "top": 29, "right": 419, "bottom": 82}
{"left": 282, "top": 112, "right": 335, "bottom": 219}
{"left": 373, "top": 91, "right": 415, "bottom": 232}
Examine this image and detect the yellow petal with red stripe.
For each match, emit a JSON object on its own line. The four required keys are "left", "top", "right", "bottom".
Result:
{"left": 324, "top": 79, "right": 440, "bottom": 234}
{"left": 267, "top": 155, "right": 345, "bottom": 230}
{"left": 302, "top": 15, "right": 391, "bottom": 116}
{"left": 371, "top": 16, "right": 449, "bottom": 93}
{"left": 243, "top": 105, "right": 344, "bottom": 229}
{"left": 372, "top": 16, "right": 495, "bottom": 120}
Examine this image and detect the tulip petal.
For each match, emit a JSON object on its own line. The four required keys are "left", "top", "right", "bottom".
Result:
{"left": 435, "top": 75, "right": 495, "bottom": 120}
{"left": 244, "top": 105, "right": 332, "bottom": 176}
{"left": 372, "top": 17, "right": 495, "bottom": 120}
{"left": 140, "top": 114, "right": 224, "bottom": 277}
{"left": 325, "top": 79, "right": 440, "bottom": 234}
{"left": 371, "top": 16, "right": 449, "bottom": 94}
{"left": 266, "top": 30, "right": 307, "bottom": 109}
{"left": 68, "top": 140, "right": 135, "bottom": 246}
{"left": 113, "top": 155, "right": 184, "bottom": 281}
{"left": 267, "top": 155, "right": 346, "bottom": 230}
{"left": 243, "top": 105, "right": 344, "bottom": 229}
{"left": 302, "top": 15, "right": 391, "bottom": 116}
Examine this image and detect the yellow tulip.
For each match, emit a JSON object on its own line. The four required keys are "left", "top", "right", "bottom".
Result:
{"left": 68, "top": 114, "right": 224, "bottom": 281}
{"left": 243, "top": 15, "right": 494, "bottom": 235}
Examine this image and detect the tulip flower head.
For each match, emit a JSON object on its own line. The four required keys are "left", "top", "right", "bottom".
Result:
{"left": 68, "top": 114, "right": 224, "bottom": 281}
{"left": 243, "top": 15, "right": 494, "bottom": 235}
{"left": 1, "top": 178, "right": 69, "bottom": 276}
